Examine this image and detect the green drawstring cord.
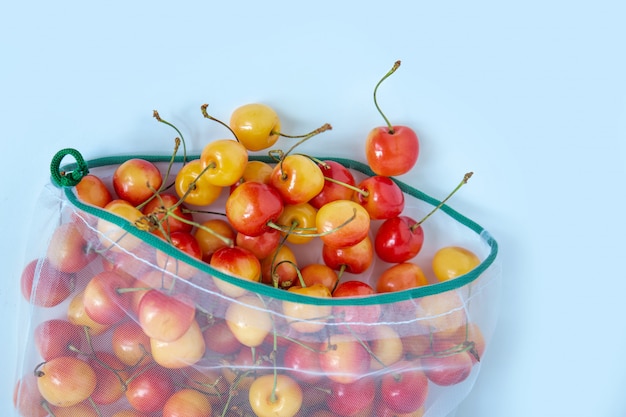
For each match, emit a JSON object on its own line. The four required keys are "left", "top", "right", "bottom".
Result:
{"left": 50, "top": 148, "right": 89, "bottom": 187}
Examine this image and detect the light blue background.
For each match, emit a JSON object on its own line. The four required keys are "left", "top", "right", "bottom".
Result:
{"left": 2, "top": 1, "right": 626, "bottom": 415}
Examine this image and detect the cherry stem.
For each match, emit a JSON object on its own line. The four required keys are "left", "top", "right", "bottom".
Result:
{"left": 172, "top": 211, "right": 234, "bottom": 247}
{"left": 40, "top": 402, "right": 56, "bottom": 417}
{"left": 33, "top": 361, "right": 46, "bottom": 378}
{"left": 116, "top": 286, "right": 153, "bottom": 294}
{"left": 274, "top": 259, "right": 303, "bottom": 288}
{"left": 309, "top": 156, "right": 330, "bottom": 169}
{"left": 411, "top": 172, "right": 473, "bottom": 231}
{"left": 267, "top": 208, "right": 356, "bottom": 238}
{"left": 201, "top": 104, "right": 240, "bottom": 142}
{"left": 88, "top": 397, "right": 104, "bottom": 417}
{"left": 323, "top": 175, "right": 368, "bottom": 197}
{"left": 154, "top": 110, "right": 188, "bottom": 164}
{"left": 373, "top": 60, "right": 401, "bottom": 133}
{"left": 135, "top": 139, "right": 182, "bottom": 213}
{"left": 281, "top": 123, "right": 332, "bottom": 159}
{"left": 270, "top": 123, "right": 332, "bottom": 179}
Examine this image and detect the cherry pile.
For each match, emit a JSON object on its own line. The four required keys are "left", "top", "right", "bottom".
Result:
{"left": 14, "top": 61, "right": 490, "bottom": 417}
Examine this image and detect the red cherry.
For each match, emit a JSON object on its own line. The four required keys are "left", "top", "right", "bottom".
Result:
{"left": 225, "top": 181, "right": 284, "bottom": 237}
{"left": 374, "top": 215, "right": 424, "bottom": 263}
{"left": 353, "top": 175, "right": 405, "bottom": 220}
{"left": 309, "top": 160, "right": 356, "bottom": 209}
{"left": 365, "top": 61, "right": 419, "bottom": 177}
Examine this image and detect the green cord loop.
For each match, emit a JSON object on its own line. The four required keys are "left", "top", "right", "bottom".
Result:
{"left": 50, "top": 148, "right": 89, "bottom": 187}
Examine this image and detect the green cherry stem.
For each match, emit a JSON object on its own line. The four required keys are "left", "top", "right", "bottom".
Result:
{"left": 373, "top": 60, "right": 401, "bottom": 134}
{"left": 88, "top": 397, "right": 104, "bottom": 417}
{"left": 201, "top": 104, "right": 240, "bottom": 142}
{"left": 154, "top": 110, "right": 188, "bottom": 164}
{"left": 411, "top": 172, "right": 473, "bottom": 231}
{"left": 323, "top": 175, "right": 368, "bottom": 197}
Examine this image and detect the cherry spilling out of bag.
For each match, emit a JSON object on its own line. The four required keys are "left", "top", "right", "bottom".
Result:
{"left": 14, "top": 61, "right": 496, "bottom": 417}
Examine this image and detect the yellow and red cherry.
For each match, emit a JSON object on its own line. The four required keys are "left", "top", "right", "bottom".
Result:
{"left": 235, "top": 228, "right": 281, "bottom": 260}
{"left": 141, "top": 192, "right": 193, "bottom": 238}
{"left": 194, "top": 218, "right": 236, "bottom": 262}
{"left": 309, "top": 160, "right": 356, "bottom": 209}
{"left": 229, "top": 103, "right": 281, "bottom": 151}
{"left": 365, "top": 61, "right": 419, "bottom": 177}
{"left": 88, "top": 351, "right": 129, "bottom": 405}
{"left": 66, "top": 290, "right": 111, "bottom": 336}
{"left": 97, "top": 199, "right": 144, "bottom": 252}
{"left": 125, "top": 366, "right": 175, "bottom": 414}
{"left": 13, "top": 374, "right": 48, "bottom": 417}
{"left": 210, "top": 245, "right": 262, "bottom": 298}
{"left": 82, "top": 270, "right": 134, "bottom": 325}
{"left": 421, "top": 339, "right": 474, "bottom": 386}
{"left": 202, "top": 319, "right": 243, "bottom": 355}
{"left": 261, "top": 244, "right": 298, "bottom": 289}
{"left": 282, "top": 340, "right": 325, "bottom": 384}
{"left": 200, "top": 139, "right": 249, "bottom": 187}
{"left": 368, "top": 324, "right": 404, "bottom": 370}
{"left": 46, "top": 222, "right": 97, "bottom": 274}
{"left": 112, "top": 158, "right": 163, "bottom": 206}
{"left": 138, "top": 289, "right": 196, "bottom": 342}
{"left": 270, "top": 154, "right": 325, "bottom": 204}
{"left": 111, "top": 320, "right": 152, "bottom": 367}
{"left": 174, "top": 158, "right": 223, "bottom": 206}
{"left": 380, "top": 361, "right": 429, "bottom": 414}
{"left": 248, "top": 374, "right": 303, "bottom": 417}
{"left": 432, "top": 246, "right": 481, "bottom": 282}
{"left": 155, "top": 231, "right": 203, "bottom": 279}
{"left": 276, "top": 202, "right": 318, "bottom": 244}
{"left": 332, "top": 280, "right": 381, "bottom": 335}
{"left": 299, "top": 263, "right": 339, "bottom": 293}
{"left": 230, "top": 159, "right": 274, "bottom": 192}
{"left": 150, "top": 319, "right": 206, "bottom": 369}
{"left": 353, "top": 175, "right": 405, "bottom": 220}
{"left": 376, "top": 262, "right": 428, "bottom": 293}
{"left": 35, "top": 356, "right": 97, "bottom": 408}
{"left": 327, "top": 376, "right": 377, "bottom": 416}
{"left": 75, "top": 173, "right": 112, "bottom": 208}
{"left": 316, "top": 199, "right": 370, "bottom": 248}
{"left": 282, "top": 283, "right": 332, "bottom": 333}
{"left": 225, "top": 181, "right": 284, "bottom": 237}
{"left": 318, "top": 333, "right": 372, "bottom": 384}
{"left": 34, "top": 319, "right": 83, "bottom": 361}
{"left": 20, "top": 258, "right": 75, "bottom": 307}
{"left": 322, "top": 234, "right": 374, "bottom": 275}
{"left": 162, "top": 388, "right": 213, "bottom": 417}
{"left": 225, "top": 294, "right": 272, "bottom": 348}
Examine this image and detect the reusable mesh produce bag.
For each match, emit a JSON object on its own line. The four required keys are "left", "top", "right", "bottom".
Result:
{"left": 12, "top": 149, "right": 500, "bottom": 417}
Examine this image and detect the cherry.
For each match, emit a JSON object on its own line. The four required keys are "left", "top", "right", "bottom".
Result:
{"left": 309, "top": 160, "right": 356, "bottom": 209}
{"left": 270, "top": 154, "right": 325, "bottom": 205}
{"left": 229, "top": 103, "right": 281, "bottom": 151}
{"left": 200, "top": 139, "right": 249, "bottom": 187}
{"left": 112, "top": 158, "right": 163, "bottom": 206}
{"left": 225, "top": 181, "right": 284, "bottom": 237}
{"left": 365, "top": 60, "right": 419, "bottom": 177}
{"left": 174, "top": 158, "right": 223, "bottom": 207}
{"left": 322, "top": 234, "right": 374, "bottom": 275}
{"left": 316, "top": 199, "right": 370, "bottom": 249}
{"left": 353, "top": 175, "right": 405, "bottom": 220}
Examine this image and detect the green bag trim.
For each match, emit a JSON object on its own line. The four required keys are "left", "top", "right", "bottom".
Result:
{"left": 52, "top": 150, "right": 499, "bottom": 306}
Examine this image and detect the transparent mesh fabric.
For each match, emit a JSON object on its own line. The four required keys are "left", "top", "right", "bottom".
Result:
{"left": 12, "top": 163, "right": 500, "bottom": 417}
